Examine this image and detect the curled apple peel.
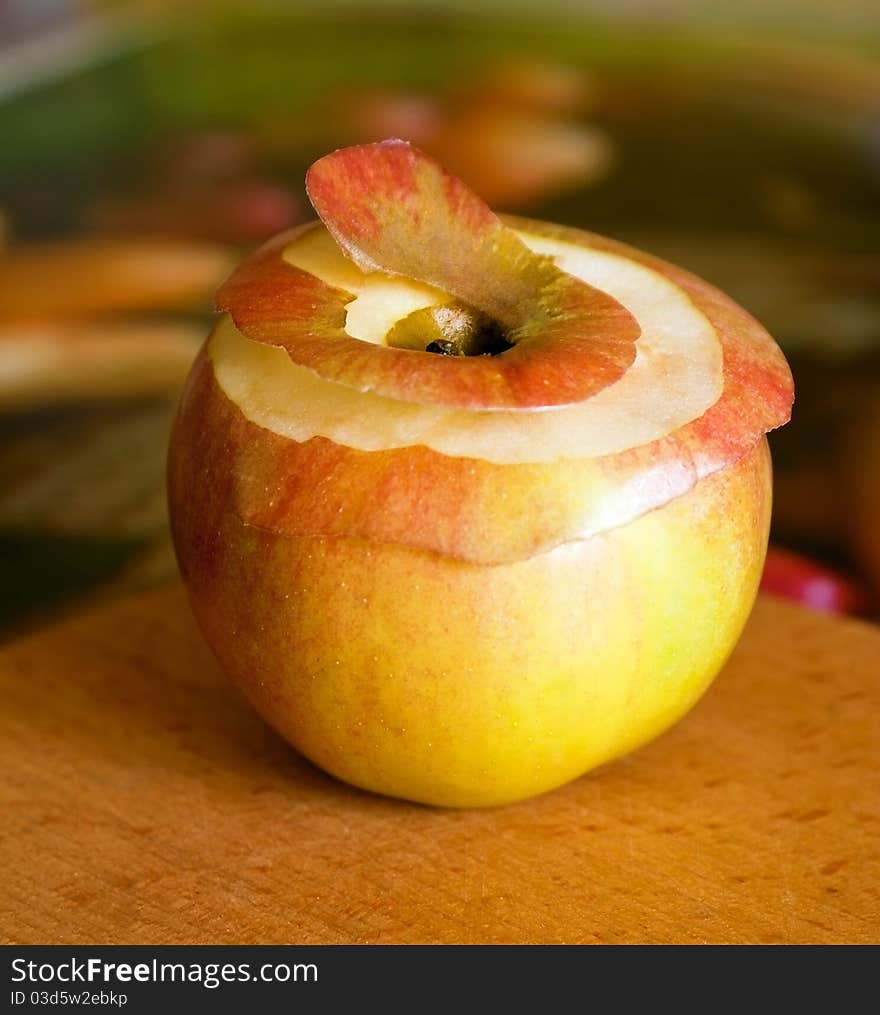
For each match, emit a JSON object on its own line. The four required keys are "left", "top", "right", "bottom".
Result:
{"left": 219, "top": 139, "right": 641, "bottom": 409}
{"left": 169, "top": 141, "right": 794, "bottom": 806}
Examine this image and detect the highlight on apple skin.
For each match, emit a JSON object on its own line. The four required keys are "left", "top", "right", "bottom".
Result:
{"left": 168, "top": 140, "right": 794, "bottom": 808}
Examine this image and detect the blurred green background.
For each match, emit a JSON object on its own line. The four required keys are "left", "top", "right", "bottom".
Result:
{"left": 1, "top": 0, "right": 879, "bottom": 631}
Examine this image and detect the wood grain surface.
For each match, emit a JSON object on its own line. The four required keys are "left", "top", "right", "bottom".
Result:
{"left": 2, "top": 584, "right": 878, "bottom": 944}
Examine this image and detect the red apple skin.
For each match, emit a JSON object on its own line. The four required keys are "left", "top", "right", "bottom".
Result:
{"left": 169, "top": 393, "right": 771, "bottom": 806}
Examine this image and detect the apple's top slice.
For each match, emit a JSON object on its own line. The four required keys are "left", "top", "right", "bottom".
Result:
{"left": 201, "top": 216, "right": 794, "bottom": 563}
{"left": 218, "top": 140, "right": 640, "bottom": 410}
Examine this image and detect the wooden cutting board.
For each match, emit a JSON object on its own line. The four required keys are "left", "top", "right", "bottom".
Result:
{"left": 2, "top": 584, "right": 878, "bottom": 944}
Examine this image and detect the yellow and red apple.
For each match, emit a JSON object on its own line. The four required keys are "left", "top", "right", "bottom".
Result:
{"left": 168, "top": 140, "right": 793, "bottom": 807}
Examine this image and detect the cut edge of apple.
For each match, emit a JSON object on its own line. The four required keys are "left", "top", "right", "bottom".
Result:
{"left": 174, "top": 344, "right": 777, "bottom": 566}
{"left": 210, "top": 217, "right": 791, "bottom": 465}
{"left": 211, "top": 224, "right": 725, "bottom": 464}
{"left": 187, "top": 225, "right": 793, "bottom": 563}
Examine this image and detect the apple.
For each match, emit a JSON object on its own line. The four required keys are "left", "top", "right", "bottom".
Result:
{"left": 168, "top": 140, "right": 793, "bottom": 807}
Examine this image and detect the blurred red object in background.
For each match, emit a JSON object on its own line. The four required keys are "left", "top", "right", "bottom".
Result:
{"left": 90, "top": 180, "right": 301, "bottom": 246}
{"left": 761, "top": 545, "right": 873, "bottom": 617}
